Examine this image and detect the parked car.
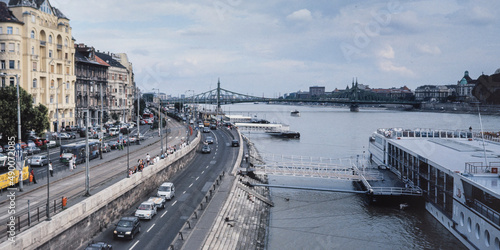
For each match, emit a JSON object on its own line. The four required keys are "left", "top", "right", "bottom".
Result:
{"left": 28, "top": 155, "right": 48, "bottom": 167}
{"left": 102, "top": 143, "right": 111, "bottom": 153}
{"left": 67, "top": 132, "right": 77, "bottom": 139}
{"left": 113, "top": 216, "right": 140, "bottom": 240}
{"left": 24, "top": 146, "right": 41, "bottom": 155}
{"left": 205, "top": 136, "right": 214, "bottom": 144}
{"left": 84, "top": 241, "right": 112, "bottom": 250}
{"left": 157, "top": 182, "right": 175, "bottom": 200}
{"left": 135, "top": 201, "right": 157, "bottom": 220}
{"left": 26, "top": 140, "right": 37, "bottom": 148}
{"left": 201, "top": 145, "right": 211, "bottom": 154}
{"left": 231, "top": 140, "right": 240, "bottom": 147}
{"left": 109, "top": 141, "right": 119, "bottom": 149}
{"left": 59, "top": 133, "right": 72, "bottom": 140}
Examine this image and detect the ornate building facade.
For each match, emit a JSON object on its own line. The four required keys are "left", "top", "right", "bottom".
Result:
{"left": 75, "top": 43, "right": 109, "bottom": 127}
{"left": 4, "top": 0, "right": 76, "bottom": 131}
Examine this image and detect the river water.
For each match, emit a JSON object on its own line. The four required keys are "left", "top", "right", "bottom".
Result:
{"left": 224, "top": 103, "right": 500, "bottom": 250}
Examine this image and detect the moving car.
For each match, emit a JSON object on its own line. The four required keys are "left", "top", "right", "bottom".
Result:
{"left": 203, "top": 127, "right": 210, "bottom": 133}
{"left": 135, "top": 201, "right": 157, "bottom": 220}
{"left": 201, "top": 144, "right": 211, "bottom": 154}
{"left": 205, "top": 136, "right": 214, "bottom": 144}
{"left": 84, "top": 241, "right": 112, "bottom": 250}
{"left": 147, "top": 196, "right": 166, "bottom": 209}
{"left": 231, "top": 140, "right": 240, "bottom": 147}
{"left": 157, "top": 182, "right": 175, "bottom": 200}
{"left": 58, "top": 133, "right": 72, "bottom": 140}
{"left": 102, "top": 143, "right": 111, "bottom": 153}
{"left": 108, "top": 141, "right": 119, "bottom": 149}
{"left": 28, "top": 155, "right": 49, "bottom": 167}
{"left": 113, "top": 216, "right": 140, "bottom": 240}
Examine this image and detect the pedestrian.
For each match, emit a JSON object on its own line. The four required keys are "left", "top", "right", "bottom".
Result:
{"left": 69, "top": 156, "right": 74, "bottom": 171}
{"left": 49, "top": 161, "right": 53, "bottom": 177}
{"left": 31, "top": 169, "right": 37, "bottom": 184}
{"left": 245, "top": 153, "right": 249, "bottom": 163}
{"left": 146, "top": 153, "right": 151, "bottom": 165}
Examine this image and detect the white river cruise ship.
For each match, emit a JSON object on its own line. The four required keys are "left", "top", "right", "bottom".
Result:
{"left": 368, "top": 128, "right": 500, "bottom": 250}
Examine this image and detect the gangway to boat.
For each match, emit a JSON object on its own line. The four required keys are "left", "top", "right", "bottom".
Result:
{"left": 250, "top": 153, "right": 422, "bottom": 197}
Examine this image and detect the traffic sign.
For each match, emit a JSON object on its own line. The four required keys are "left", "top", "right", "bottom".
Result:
{"left": 15, "top": 143, "right": 21, "bottom": 151}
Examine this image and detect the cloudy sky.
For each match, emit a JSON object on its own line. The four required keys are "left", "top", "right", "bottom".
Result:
{"left": 49, "top": 0, "right": 500, "bottom": 97}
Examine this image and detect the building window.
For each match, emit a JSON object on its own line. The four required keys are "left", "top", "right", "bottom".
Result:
{"left": 49, "top": 50, "right": 52, "bottom": 58}
{"left": 65, "top": 53, "right": 68, "bottom": 59}
{"left": 1, "top": 78, "right": 4, "bottom": 88}
{"left": 7, "top": 27, "right": 12, "bottom": 34}
{"left": 0, "top": 27, "right": 2, "bottom": 34}
{"left": 41, "top": 1, "right": 52, "bottom": 14}
{"left": 9, "top": 77, "right": 14, "bottom": 87}
{"left": 32, "top": 97, "right": 36, "bottom": 104}
{"left": 1, "top": 60, "right": 5, "bottom": 69}
{"left": 32, "top": 79, "right": 37, "bottom": 88}
{"left": 48, "top": 35, "right": 52, "bottom": 43}
{"left": 64, "top": 39, "right": 68, "bottom": 47}
{"left": 9, "top": 60, "right": 14, "bottom": 69}
{"left": 0, "top": 43, "right": 4, "bottom": 52}
{"left": 70, "top": 111, "right": 73, "bottom": 117}
{"left": 50, "top": 80, "right": 54, "bottom": 88}
{"left": 15, "top": 28, "right": 19, "bottom": 34}
{"left": 31, "top": 15, "right": 35, "bottom": 23}
{"left": 66, "top": 95, "right": 69, "bottom": 104}
{"left": 8, "top": 43, "right": 14, "bottom": 52}
{"left": 32, "top": 46, "right": 34, "bottom": 54}
{"left": 32, "top": 62, "right": 37, "bottom": 71}
{"left": 50, "top": 95, "right": 53, "bottom": 103}
{"left": 66, "top": 66, "right": 69, "bottom": 74}
{"left": 61, "top": 112, "right": 65, "bottom": 118}
{"left": 66, "top": 82, "right": 70, "bottom": 89}
{"left": 30, "top": 30, "right": 35, "bottom": 39}
{"left": 50, "top": 64, "right": 54, "bottom": 73}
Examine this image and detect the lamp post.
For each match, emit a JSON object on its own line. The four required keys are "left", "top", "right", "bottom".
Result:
{"left": 185, "top": 90, "right": 194, "bottom": 144}
{"left": 45, "top": 133, "right": 51, "bottom": 221}
{"left": 84, "top": 109, "right": 90, "bottom": 197}
{"left": 153, "top": 88, "right": 163, "bottom": 155}
{"left": 136, "top": 89, "right": 140, "bottom": 145}
{"left": 99, "top": 81, "right": 104, "bottom": 159}
{"left": 1, "top": 73, "right": 23, "bottom": 191}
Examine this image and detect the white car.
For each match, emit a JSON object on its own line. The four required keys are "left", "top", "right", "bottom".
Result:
{"left": 135, "top": 201, "right": 157, "bottom": 220}
{"left": 157, "top": 182, "right": 175, "bottom": 200}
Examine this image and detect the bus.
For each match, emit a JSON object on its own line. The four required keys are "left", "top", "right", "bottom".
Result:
{"left": 60, "top": 139, "right": 100, "bottom": 165}
{"left": 0, "top": 160, "right": 29, "bottom": 190}
{"left": 143, "top": 113, "right": 154, "bottom": 119}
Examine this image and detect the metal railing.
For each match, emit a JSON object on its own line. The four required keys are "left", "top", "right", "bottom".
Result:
{"left": 471, "top": 199, "right": 500, "bottom": 227}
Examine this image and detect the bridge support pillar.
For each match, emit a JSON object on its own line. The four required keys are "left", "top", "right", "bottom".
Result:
{"left": 350, "top": 104, "right": 359, "bottom": 112}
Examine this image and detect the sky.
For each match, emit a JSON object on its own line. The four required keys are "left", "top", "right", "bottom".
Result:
{"left": 46, "top": 0, "right": 500, "bottom": 97}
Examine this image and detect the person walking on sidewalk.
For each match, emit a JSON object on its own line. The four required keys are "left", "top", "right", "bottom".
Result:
{"left": 69, "top": 156, "right": 74, "bottom": 172}
{"left": 49, "top": 161, "right": 53, "bottom": 177}
{"left": 146, "top": 153, "right": 151, "bottom": 166}
{"left": 31, "top": 169, "right": 37, "bottom": 184}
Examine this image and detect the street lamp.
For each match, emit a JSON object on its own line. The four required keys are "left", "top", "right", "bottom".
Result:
{"left": 45, "top": 133, "right": 51, "bottom": 221}
{"left": 185, "top": 90, "right": 194, "bottom": 144}
{"left": 0, "top": 72, "right": 23, "bottom": 191}
{"left": 153, "top": 88, "right": 163, "bottom": 155}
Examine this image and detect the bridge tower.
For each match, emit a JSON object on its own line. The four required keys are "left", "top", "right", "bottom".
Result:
{"left": 350, "top": 78, "right": 360, "bottom": 112}
{"left": 216, "top": 78, "right": 222, "bottom": 114}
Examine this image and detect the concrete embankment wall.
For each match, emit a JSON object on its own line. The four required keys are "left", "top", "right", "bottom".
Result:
{"left": 0, "top": 133, "right": 200, "bottom": 250}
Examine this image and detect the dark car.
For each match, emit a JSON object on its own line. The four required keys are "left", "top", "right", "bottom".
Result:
{"left": 68, "top": 132, "right": 77, "bottom": 139}
{"left": 201, "top": 145, "right": 211, "bottom": 154}
{"left": 109, "top": 141, "right": 119, "bottom": 149}
{"left": 210, "top": 124, "right": 217, "bottom": 130}
{"left": 231, "top": 140, "right": 240, "bottom": 147}
{"left": 113, "top": 216, "right": 140, "bottom": 240}
{"left": 84, "top": 242, "right": 112, "bottom": 250}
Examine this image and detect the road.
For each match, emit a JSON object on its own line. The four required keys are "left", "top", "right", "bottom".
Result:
{"left": 0, "top": 119, "right": 192, "bottom": 236}
{"left": 85, "top": 126, "right": 240, "bottom": 250}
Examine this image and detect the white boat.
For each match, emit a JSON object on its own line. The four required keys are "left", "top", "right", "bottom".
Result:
{"left": 290, "top": 110, "right": 300, "bottom": 117}
{"left": 368, "top": 128, "right": 500, "bottom": 250}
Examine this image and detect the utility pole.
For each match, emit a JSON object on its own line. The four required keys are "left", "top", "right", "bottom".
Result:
{"left": 84, "top": 109, "right": 90, "bottom": 197}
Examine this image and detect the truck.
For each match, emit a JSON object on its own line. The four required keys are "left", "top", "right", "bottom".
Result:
{"left": 157, "top": 182, "right": 175, "bottom": 200}
{"left": 147, "top": 196, "right": 166, "bottom": 209}
{"left": 134, "top": 201, "right": 157, "bottom": 220}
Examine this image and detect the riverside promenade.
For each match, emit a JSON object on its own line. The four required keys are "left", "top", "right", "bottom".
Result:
{"left": 171, "top": 133, "right": 272, "bottom": 250}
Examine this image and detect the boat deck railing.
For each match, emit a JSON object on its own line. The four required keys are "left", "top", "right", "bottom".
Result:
{"left": 376, "top": 128, "right": 500, "bottom": 144}
{"left": 471, "top": 199, "right": 500, "bottom": 228}
{"left": 465, "top": 162, "right": 500, "bottom": 174}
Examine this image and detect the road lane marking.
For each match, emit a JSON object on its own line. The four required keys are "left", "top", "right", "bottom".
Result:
{"left": 130, "top": 240, "right": 140, "bottom": 250}
{"left": 206, "top": 166, "right": 209, "bottom": 169}
{"left": 147, "top": 224, "right": 155, "bottom": 232}
{"left": 189, "top": 183, "right": 193, "bottom": 188}
{"left": 195, "top": 177, "right": 199, "bottom": 181}
{"left": 161, "top": 210, "right": 168, "bottom": 218}
{"left": 171, "top": 201, "right": 177, "bottom": 206}
{"left": 201, "top": 171, "right": 205, "bottom": 174}
{"left": 183, "top": 191, "right": 186, "bottom": 194}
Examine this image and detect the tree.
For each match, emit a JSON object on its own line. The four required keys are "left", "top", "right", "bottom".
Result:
{"left": 102, "top": 111, "right": 109, "bottom": 124}
{"left": 111, "top": 113, "right": 119, "bottom": 122}
{"left": 133, "top": 98, "right": 146, "bottom": 117}
{"left": 0, "top": 86, "right": 49, "bottom": 142}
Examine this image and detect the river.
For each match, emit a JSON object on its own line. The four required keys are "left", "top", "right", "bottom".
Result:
{"left": 223, "top": 103, "right": 500, "bottom": 250}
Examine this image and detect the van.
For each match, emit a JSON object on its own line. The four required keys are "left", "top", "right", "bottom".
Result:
{"left": 157, "top": 182, "right": 175, "bottom": 200}
{"left": 109, "top": 128, "right": 119, "bottom": 136}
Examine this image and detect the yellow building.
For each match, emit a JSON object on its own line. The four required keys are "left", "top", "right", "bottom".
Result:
{"left": 3, "top": 0, "right": 76, "bottom": 132}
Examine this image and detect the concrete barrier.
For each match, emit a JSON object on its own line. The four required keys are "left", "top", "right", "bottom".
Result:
{"left": 0, "top": 132, "right": 201, "bottom": 250}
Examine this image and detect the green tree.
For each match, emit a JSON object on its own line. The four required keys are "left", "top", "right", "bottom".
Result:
{"left": 111, "top": 113, "right": 119, "bottom": 122}
{"left": 133, "top": 98, "right": 147, "bottom": 117}
{"left": 0, "top": 86, "right": 49, "bottom": 142}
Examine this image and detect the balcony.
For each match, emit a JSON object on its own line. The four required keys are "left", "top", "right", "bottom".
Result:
{"left": 40, "top": 41, "right": 46, "bottom": 46}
